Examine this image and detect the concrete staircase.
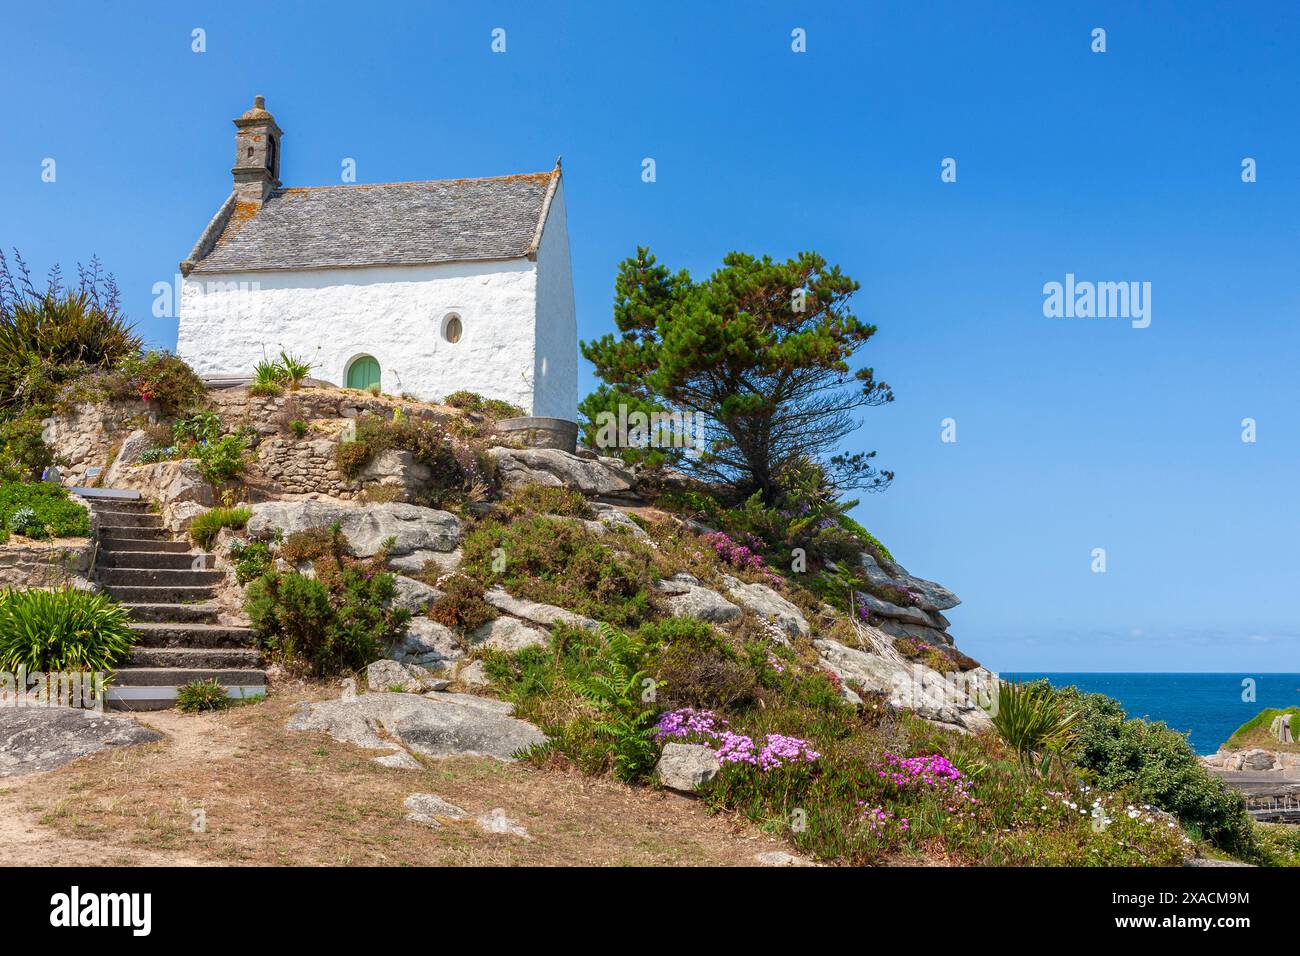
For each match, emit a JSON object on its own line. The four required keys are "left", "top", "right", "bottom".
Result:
{"left": 86, "top": 491, "right": 266, "bottom": 710}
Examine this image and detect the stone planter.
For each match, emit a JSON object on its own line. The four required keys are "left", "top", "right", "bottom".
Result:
{"left": 495, "top": 417, "right": 579, "bottom": 453}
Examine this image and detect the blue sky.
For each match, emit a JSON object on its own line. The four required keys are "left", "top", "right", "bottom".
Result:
{"left": 2, "top": 1, "right": 1297, "bottom": 672}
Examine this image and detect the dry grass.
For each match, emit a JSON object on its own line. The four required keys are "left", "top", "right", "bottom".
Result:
{"left": 0, "top": 686, "right": 785, "bottom": 867}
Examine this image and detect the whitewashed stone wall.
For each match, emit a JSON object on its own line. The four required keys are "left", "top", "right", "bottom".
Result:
{"left": 532, "top": 179, "right": 578, "bottom": 420}
{"left": 177, "top": 198, "right": 578, "bottom": 419}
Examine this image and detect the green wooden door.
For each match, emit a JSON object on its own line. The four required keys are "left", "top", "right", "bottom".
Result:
{"left": 346, "top": 355, "right": 380, "bottom": 390}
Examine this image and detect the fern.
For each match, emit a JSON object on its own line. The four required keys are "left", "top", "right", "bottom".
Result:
{"left": 578, "top": 623, "right": 659, "bottom": 782}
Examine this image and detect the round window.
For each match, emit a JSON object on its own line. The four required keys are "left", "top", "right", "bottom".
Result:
{"left": 443, "top": 314, "right": 463, "bottom": 344}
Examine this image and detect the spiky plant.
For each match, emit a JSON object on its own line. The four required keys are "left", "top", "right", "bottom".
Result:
{"left": 989, "top": 680, "right": 1080, "bottom": 779}
{"left": 0, "top": 587, "right": 136, "bottom": 673}
{"left": 276, "top": 351, "right": 317, "bottom": 389}
{"left": 176, "top": 678, "right": 230, "bottom": 713}
{"left": 0, "top": 250, "right": 140, "bottom": 411}
{"left": 249, "top": 359, "right": 283, "bottom": 396}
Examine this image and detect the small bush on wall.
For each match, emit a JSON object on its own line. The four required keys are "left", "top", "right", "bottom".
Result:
{"left": 0, "top": 481, "right": 90, "bottom": 541}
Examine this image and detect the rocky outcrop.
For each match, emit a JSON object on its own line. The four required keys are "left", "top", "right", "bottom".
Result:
{"left": 859, "top": 552, "right": 960, "bottom": 612}
{"left": 488, "top": 447, "right": 635, "bottom": 497}
{"left": 722, "top": 575, "right": 810, "bottom": 640}
{"left": 389, "top": 548, "right": 461, "bottom": 577}
{"left": 814, "top": 635, "right": 992, "bottom": 733}
{"left": 388, "top": 618, "right": 463, "bottom": 669}
{"left": 1202, "top": 748, "right": 1300, "bottom": 772}
{"left": 655, "top": 573, "right": 742, "bottom": 623}
{"left": 654, "top": 743, "right": 721, "bottom": 793}
{"left": 366, "top": 659, "right": 447, "bottom": 693}
{"left": 246, "top": 500, "right": 460, "bottom": 557}
{"left": 0, "top": 706, "right": 163, "bottom": 777}
{"left": 468, "top": 617, "right": 551, "bottom": 652}
{"left": 288, "top": 690, "right": 546, "bottom": 762}
{"left": 390, "top": 575, "right": 442, "bottom": 614}
{"left": 483, "top": 586, "right": 599, "bottom": 631}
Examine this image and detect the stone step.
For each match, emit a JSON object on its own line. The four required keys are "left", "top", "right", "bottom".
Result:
{"left": 107, "top": 670, "right": 266, "bottom": 712}
{"left": 99, "top": 525, "right": 172, "bottom": 541}
{"left": 131, "top": 621, "right": 258, "bottom": 648}
{"left": 93, "top": 510, "right": 163, "bottom": 529}
{"left": 70, "top": 487, "right": 142, "bottom": 502}
{"left": 100, "top": 550, "right": 214, "bottom": 570}
{"left": 122, "top": 603, "right": 222, "bottom": 624}
{"left": 88, "top": 498, "right": 153, "bottom": 513}
{"left": 111, "top": 667, "right": 267, "bottom": 687}
{"left": 99, "top": 536, "right": 192, "bottom": 554}
{"left": 128, "top": 647, "right": 261, "bottom": 669}
{"left": 97, "top": 567, "right": 223, "bottom": 587}
{"left": 103, "top": 584, "right": 217, "bottom": 604}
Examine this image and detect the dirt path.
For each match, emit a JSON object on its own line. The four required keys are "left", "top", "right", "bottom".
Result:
{"left": 1, "top": 689, "right": 791, "bottom": 867}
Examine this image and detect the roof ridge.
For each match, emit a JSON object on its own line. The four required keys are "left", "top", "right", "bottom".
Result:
{"left": 276, "top": 171, "right": 553, "bottom": 194}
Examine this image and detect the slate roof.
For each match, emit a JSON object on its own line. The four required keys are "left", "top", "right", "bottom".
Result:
{"left": 184, "top": 170, "right": 557, "bottom": 275}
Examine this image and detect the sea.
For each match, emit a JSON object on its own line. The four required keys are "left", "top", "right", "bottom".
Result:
{"left": 1004, "top": 673, "right": 1300, "bottom": 756}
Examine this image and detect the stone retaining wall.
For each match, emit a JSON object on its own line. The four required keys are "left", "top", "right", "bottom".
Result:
{"left": 0, "top": 538, "right": 94, "bottom": 589}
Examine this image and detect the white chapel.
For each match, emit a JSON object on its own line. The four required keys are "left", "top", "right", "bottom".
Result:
{"left": 176, "top": 96, "right": 577, "bottom": 418}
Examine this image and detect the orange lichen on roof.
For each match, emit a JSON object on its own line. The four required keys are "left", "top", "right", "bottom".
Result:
{"left": 215, "top": 201, "right": 262, "bottom": 246}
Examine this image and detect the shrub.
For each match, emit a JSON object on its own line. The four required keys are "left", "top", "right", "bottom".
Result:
{"left": 336, "top": 411, "right": 491, "bottom": 507}
{"left": 427, "top": 573, "right": 497, "bottom": 631}
{"left": 358, "top": 484, "right": 403, "bottom": 503}
{"left": 0, "top": 586, "right": 136, "bottom": 672}
{"left": 279, "top": 525, "right": 339, "bottom": 565}
{"left": 461, "top": 515, "right": 655, "bottom": 625}
{"left": 1051, "top": 683, "right": 1257, "bottom": 857}
{"left": 275, "top": 351, "right": 316, "bottom": 389}
{"left": 288, "top": 419, "right": 308, "bottom": 438}
{"left": 228, "top": 538, "right": 275, "bottom": 585}
{"left": 176, "top": 677, "right": 230, "bottom": 713}
{"left": 190, "top": 506, "right": 252, "bottom": 549}
{"left": 499, "top": 483, "right": 592, "bottom": 518}
{"left": 644, "top": 617, "right": 762, "bottom": 712}
{"left": 442, "top": 390, "right": 524, "bottom": 419}
{"left": 172, "top": 410, "right": 221, "bottom": 445}
{"left": 989, "top": 681, "right": 1079, "bottom": 778}
{"left": 0, "top": 412, "right": 55, "bottom": 482}
{"left": 249, "top": 359, "right": 283, "bottom": 397}
{"left": 0, "top": 481, "right": 90, "bottom": 540}
{"left": 115, "top": 350, "right": 208, "bottom": 417}
{"left": 193, "top": 431, "right": 251, "bottom": 485}
{"left": 244, "top": 530, "right": 409, "bottom": 677}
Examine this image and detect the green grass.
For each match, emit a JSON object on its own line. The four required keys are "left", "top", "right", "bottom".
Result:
{"left": 1225, "top": 707, "right": 1300, "bottom": 752}
{"left": 176, "top": 678, "right": 231, "bottom": 714}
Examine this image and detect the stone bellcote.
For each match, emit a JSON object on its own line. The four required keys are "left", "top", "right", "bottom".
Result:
{"left": 232, "top": 95, "right": 282, "bottom": 207}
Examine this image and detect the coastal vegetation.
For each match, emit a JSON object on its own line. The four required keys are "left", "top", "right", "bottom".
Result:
{"left": 1043, "top": 683, "right": 1257, "bottom": 858}
{"left": 1224, "top": 706, "right": 1300, "bottom": 753}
